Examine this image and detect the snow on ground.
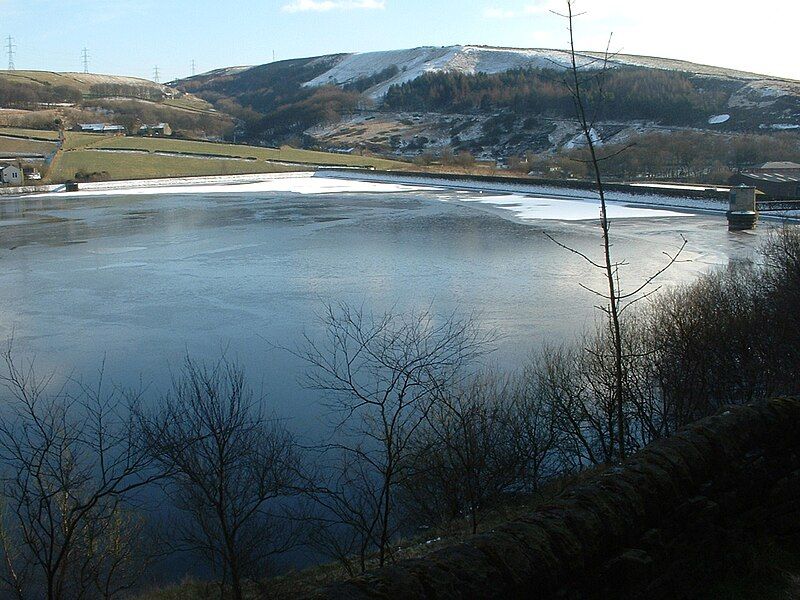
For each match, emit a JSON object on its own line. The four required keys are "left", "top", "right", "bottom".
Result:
{"left": 301, "top": 45, "right": 788, "bottom": 101}
{"left": 630, "top": 183, "right": 730, "bottom": 192}
{"left": 564, "top": 127, "right": 602, "bottom": 149}
{"left": 708, "top": 114, "right": 731, "bottom": 125}
{"left": 304, "top": 46, "right": 606, "bottom": 100}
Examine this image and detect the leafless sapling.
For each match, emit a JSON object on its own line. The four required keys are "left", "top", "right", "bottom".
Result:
{"left": 298, "top": 303, "right": 492, "bottom": 572}
{"left": 139, "top": 356, "right": 300, "bottom": 600}
{"left": 0, "top": 347, "right": 160, "bottom": 600}
{"left": 546, "top": 0, "right": 688, "bottom": 462}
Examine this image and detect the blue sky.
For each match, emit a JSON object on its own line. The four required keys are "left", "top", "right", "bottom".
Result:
{"left": 6, "top": 0, "right": 800, "bottom": 81}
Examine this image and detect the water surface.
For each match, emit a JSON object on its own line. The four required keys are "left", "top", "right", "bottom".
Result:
{"left": 0, "top": 176, "right": 761, "bottom": 435}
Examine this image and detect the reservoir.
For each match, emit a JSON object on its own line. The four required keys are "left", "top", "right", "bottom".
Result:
{"left": 0, "top": 173, "right": 761, "bottom": 437}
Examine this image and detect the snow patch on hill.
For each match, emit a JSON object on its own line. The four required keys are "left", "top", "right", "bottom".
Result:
{"left": 304, "top": 46, "right": 605, "bottom": 99}
{"left": 301, "top": 45, "right": 796, "bottom": 101}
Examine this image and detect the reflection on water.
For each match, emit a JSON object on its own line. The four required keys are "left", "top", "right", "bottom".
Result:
{"left": 0, "top": 182, "right": 762, "bottom": 436}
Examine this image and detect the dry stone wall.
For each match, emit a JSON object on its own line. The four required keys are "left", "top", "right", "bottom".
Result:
{"left": 304, "top": 398, "right": 800, "bottom": 600}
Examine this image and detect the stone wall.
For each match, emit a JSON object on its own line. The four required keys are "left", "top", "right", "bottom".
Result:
{"left": 303, "top": 398, "right": 800, "bottom": 600}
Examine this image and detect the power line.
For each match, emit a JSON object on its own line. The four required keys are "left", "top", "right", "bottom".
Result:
{"left": 6, "top": 36, "right": 16, "bottom": 71}
{"left": 82, "top": 47, "right": 90, "bottom": 73}
{"left": 153, "top": 65, "right": 160, "bottom": 83}
{"left": 191, "top": 59, "right": 196, "bottom": 76}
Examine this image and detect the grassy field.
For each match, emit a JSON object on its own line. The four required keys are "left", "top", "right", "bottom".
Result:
{"left": 0, "top": 124, "right": 407, "bottom": 183}
{"left": 0, "top": 136, "right": 57, "bottom": 155}
{"left": 162, "top": 96, "right": 217, "bottom": 113}
{"left": 46, "top": 150, "right": 303, "bottom": 182}
{"left": 39, "top": 131, "right": 407, "bottom": 182}
{"left": 0, "top": 127, "right": 61, "bottom": 141}
{"left": 93, "top": 136, "right": 406, "bottom": 170}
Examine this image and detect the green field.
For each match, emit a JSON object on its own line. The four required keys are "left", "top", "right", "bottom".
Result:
{"left": 162, "top": 96, "right": 217, "bottom": 113}
{"left": 93, "top": 136, "right": 406, "bottom": 170}
{"left": 0, "top": 136, "right": 57, "bottom": 155}
{"left": 0, "top": 125, "right": 408, "bottom": 183}
{"left": 46, "top": 150, "right": 303, "bottom": 182}
{"left": 0, "top": 127, "right": 61, "bottom": 141}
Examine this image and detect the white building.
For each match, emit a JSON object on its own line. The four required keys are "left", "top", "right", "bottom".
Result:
{"left": 0, "top": 164, "right": 23, "bottom": 185}
{"left": 76, "top": 123, "right": 126, "bottom": 134}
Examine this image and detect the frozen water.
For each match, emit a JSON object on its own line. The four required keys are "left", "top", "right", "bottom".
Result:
{"left": 0, "top": 176, "right": 762, "bottom": 436}
{"left": 458, "top": 193, "right": 690, "bottom": 221}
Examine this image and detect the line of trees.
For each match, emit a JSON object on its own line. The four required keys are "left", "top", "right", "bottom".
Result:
{"left": 87, "top": 84, "right": 165, "bottom": 102}
{"left": 0, "top": 82, "right": 167, "bottom": 110}
{"left": 0, "top": 228, "right": 798, "bottom": 598}
{"left": 383, "top": 67, "right": 729, "bottom": 125}
{"left": 0, "top": 82, "right": 83, "bottom": 109}
{"left": 519, "top": 130, "right": 800, "bottom": 182}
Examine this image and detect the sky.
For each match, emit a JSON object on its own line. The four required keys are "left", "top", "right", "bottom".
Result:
{"left": 5, "top": 0, "right": 800, "bottom": 82}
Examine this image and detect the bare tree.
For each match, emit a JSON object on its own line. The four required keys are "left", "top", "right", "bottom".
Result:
{"left": 546, "top": 0, "right": 687, "bottom": 462}
{"left": 402, "top": 370, "right": 557, "bottom": 535}
{"left": 298, "top": 303, "right": 492, "bottom": 573}
{"left": 401, "top": 373, "right": 518, "bottom": 534}
{"left": 140, "top": 357, "right": 299, "bottom": 600}
{"left": 506, "top": 366, "right": 560, "bottom": 490}
{"left": 0, "top": 347, "right": 159, "bottom": 600}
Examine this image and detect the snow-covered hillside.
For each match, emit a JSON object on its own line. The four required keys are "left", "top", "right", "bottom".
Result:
{"left": 304, "top": 46, "right": 585, "bottom": 99}
{"left": 300, "top": 45, "right": 786, "bottom": 100}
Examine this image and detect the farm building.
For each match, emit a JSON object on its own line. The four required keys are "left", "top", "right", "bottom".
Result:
{"left": 75, "top": 123, "right": 127, "bottom": 134}
{"left": 22, "top": 166, "right": 42, "bottom": 180}
{"left": 0, "top": 164, "right": 23, "bottom": 185}
{"left": 730, "top": 162, "right": 800, "bottom": 199}
{"left": 137, "top": 123, "right": 173, "bottom": 137}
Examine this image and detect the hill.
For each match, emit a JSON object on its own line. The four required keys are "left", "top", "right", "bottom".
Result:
{"left": 173, "top": 45, "right": 800, "bottom": 178}
{"left": 0, "top": 70, "right": 231, "bottom": 138}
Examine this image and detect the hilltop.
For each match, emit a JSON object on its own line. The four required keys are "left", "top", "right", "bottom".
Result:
{"left": 0, "top": 70, "right": 174, "bottom": 96}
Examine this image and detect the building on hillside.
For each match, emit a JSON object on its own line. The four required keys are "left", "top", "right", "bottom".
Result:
{"left": 731, "top": 162, "right": 800, "bottom": 199}
{"left": 22, "top": 166, "right": 42, "bottom": 180}
{"left": 75, "top": 123, "right": 127, "bottom": 134}
{"left": 0, "top": 164, "right": 23, "bottom": 185}
{"left": 137, "top": 123, "right": 173, "bottom": 137}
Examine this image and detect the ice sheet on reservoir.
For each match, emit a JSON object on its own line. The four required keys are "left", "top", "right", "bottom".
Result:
{"left": 38, "top": 175, "right": 433, "bottom": 199}
{"left": 459, "top": 194, "right": 692, "bottom": 221}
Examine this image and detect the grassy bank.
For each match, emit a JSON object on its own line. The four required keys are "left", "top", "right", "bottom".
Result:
{"left": 46, "top": 150, "right": 303, "bottom": 181}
